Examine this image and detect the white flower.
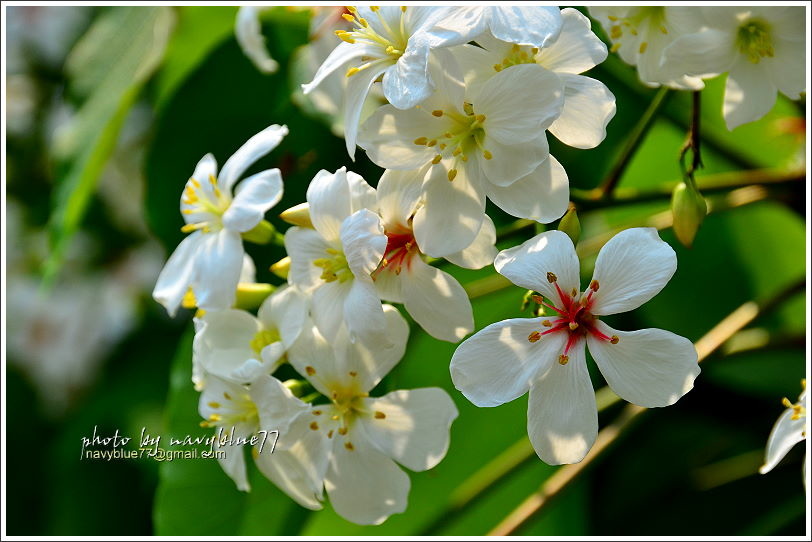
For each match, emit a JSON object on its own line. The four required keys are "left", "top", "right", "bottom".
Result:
{"left": 426, "top": 6, "right": 562, "bottom": 48}
{"left": 302, "top": 6, "right": 450, "bottom": 157}
{"left": 153, "top": 125, "right": 288, "bottom": 316}
{"left": 359, "top": 57, "right": 567, "bottom": 256}
{"left": 662, "top": 7, "right": 806, "bottom": 129}
{"left": 589, "top": 6, "right": 705, "bottom": 90}
{"left": 284, "top": 167, "right": 389, "bottom": 346}
{"left": 198, "top": 373, "right": 309, "bottom": 492}
{"left": 235, "top": 7, "right": 278, "bottom": 74}
{"left": 193, "top": 285, "right": 308, "bottom": 384}
{"left": 453, "top": 8, "right": 616, "bottom": 149}
{"left": 256, "top": 307, "right": 458, "bottom": 525}
{"left": 760, "top": 382, "right": 807, "bottom": 487}
{"left": 373, "top": 168, "right": 496, "bottom": 342}
{"left": 450, "top": 228, "right": 700, "bottom": 464}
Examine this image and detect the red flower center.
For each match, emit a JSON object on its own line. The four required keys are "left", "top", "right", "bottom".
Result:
{"left": 373, "top": 229, "right": 418, "bottom": 277}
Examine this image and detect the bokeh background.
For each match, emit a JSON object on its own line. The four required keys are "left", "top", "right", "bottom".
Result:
{"left": 4, "top": 5, "right": 807, "bottom": 536}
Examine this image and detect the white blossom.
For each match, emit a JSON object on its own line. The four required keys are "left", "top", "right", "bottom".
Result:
{"left": 450, "top": 228, "right": 700, "bottom": 464}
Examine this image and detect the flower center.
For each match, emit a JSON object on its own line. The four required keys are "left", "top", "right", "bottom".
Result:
{"left": 313, "top": 248, "right": 353, "bottom": 283}
{"left": 180, "top": 174, "right": 231, "bottom": 234}
{"left": 413, "top": 102, "right": 491, "bottom": 181}
{"left": 527, "top": 273, "right": 619, "bottom": 365}
{"left": 606, "top": 7, "right": 667, "bottom": 54}
{"left": 493, "top": 43, "right": 540, "bottom": 72}
{"left": 373, "top": 229, "right": 419, "bottom": 277}
{"left": 336, "top": 6, "right": 410, "bottom": 78}
{"left": 737, "top": 18, "right": 774, "bottom": 64}
{"left": 250, "top": 327, "right": 281, "bottom": 354}
{"left": 200, "top": 389, "right": 258, "bottom": 428}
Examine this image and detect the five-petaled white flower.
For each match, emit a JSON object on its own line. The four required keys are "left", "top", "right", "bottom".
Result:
{"left": 359, "top": 58, "right": 566, "bottom": 256}
{"left": 662, "top": 6, "right": 806, "bottom": 129}
{"left": 450, "top": 228, "right": 700, "bottom": 464}
{"left": 373, "top": 168, "right": 496, "bottom": 342}
{"left": 193, "top": 285, "right": 308, "bottom": 385}
{"left": 760, "top": 381, "right": 807, "bottom": 488}
{"left": 198, "top": 372, "right": 308, "bottom": 492}
{"left": 284, "top": 167, "right": 389, "bottom": 347}
{"left": 153, "top": 124, "right": 288, "bottom": 316}
{"left": 302, "top": 6, "right": 450, "bottom": 158}
{"left": 257, "top": 306, "right": 458, "bottom": 525}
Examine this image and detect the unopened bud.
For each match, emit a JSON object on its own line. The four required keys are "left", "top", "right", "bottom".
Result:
{"left": 235, "top": 282, "right": 275, "bottom": 310}
{"left": 270, "top": 256, "right": 291, "bottom": 279}
{"left": 558, "top": 202, "right": 581, "bottom": 246}
{"left": 671, "top": 182, "right": 707, "bottom": 248}
{"left": 241, "top": 220, "right": 275, "bottom": 244}
{"left": 279, "top": 202, "right": 313, "bottom": 228}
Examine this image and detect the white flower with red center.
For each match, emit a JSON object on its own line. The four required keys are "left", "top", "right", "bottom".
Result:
{"left": 257, "top": 307, "right": 458, "bottom": 525}
{"left": 760, "top": 382, "right": 807, "bottom": 487}
{"left": 661, "top": 6, "right": 805, "bottom": 129}
{"left": 426, "top": 6, "right": 562, "bottom": 48}
{"left": 284, "top": 167, "right": 389, "bottom": 347}
{"left": 450, "top": 228, "right": 700, "bottom": 464}
{"left": 452, "top": 8, "right": 616, "bottom": 151}
{"left": 153, "top": 124, "right": 288, "bottom": 316}
{"left": 302, "top": 6, "right": 450, "bottom": 158}
{"left": 192, "top": 285, "right": 308, "bottom": 384}
{"left": 372, "top": 168, "right": 496, "bottom": 342}
{"left": 589, "top": 6, "right": 705, "bottom": 90}
{"left": 198, "top": 372, "right": 310, "bottom": 492}
{"left": 359, "top": 56, "right": 566, "bottom": 256}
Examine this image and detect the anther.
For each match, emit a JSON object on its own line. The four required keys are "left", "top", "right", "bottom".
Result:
{"left": 338, "top": 427, "right": 348, "bottom": 435}
{"left": 590, "top": 279, "right": 600, "bottom": 291}
{"left": 447, "top": 169, "right": 458, "bottom": 182}
{"left": 558, "top": 355, "right": 569, "bottom": 365}
{"left": 345, "top": 442, "right": 355, "bottom": 451}
{"left": 312, "top": 410, "right": 322, "bottom": 416}
{"left": 639, "top": 42, "right": 648, "bottom": 54}
{"left": 309, "top": 422, "right": 319, "bottom": 430}
{"left": 374, "top": 411, "right": 386, "bottom": 419}
{"left": 223, "top": 392, "right": 232, "bottom": 400}
{"left": 483, "top": 150, "right": 493, "bottom": 160}
{"left": 542, "top": 320, "right": 552, "bottom": 327}
{"left": 569, "top": 322, "right": 579, "bottom": 331}
{"left": 349, "top": 371, "right": 357, "bottom": 377}
{"left": 413, "top": 137, "right": 428, "bottom": 145}
{"left": 305, "top": 366, "right": 316, "bottom": 376}
{"left": 431, "top": 110, "right": 444, "bottom": 117}
{"left": 547, "top": 272, "right": 558, "bottom": 283}
{"left": 208, "top": 402, "right": 220, "bottom": 409}
{"left": 432, "top": 154, "right": 442, "bottom": 164}
{"left": 528, "top": 331, "right": 541, "bottom": 343}
{"left": 610, "top": 335, "right": 619, "bottom": 344}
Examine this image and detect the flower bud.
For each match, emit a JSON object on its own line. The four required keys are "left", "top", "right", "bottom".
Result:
{"left": 241, "top": 220, "right": 275, "bottom": 244}
{"left": 270, "top": 256, "right": 291, "bottom": 279}
{"left": 557, "top": 202, "right": 581, "bottom": 246}
{"left": 234, "top": 282, "right": 275, "bottom": 310}
{"left": 279, "top": 202, "right": 313, "bottom": 228}
{"left": 671, "top": 182, "right": 707, "bottom": 248}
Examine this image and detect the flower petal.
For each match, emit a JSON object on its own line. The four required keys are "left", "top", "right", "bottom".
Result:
{"left": 494, "top": 229, "right": 580, "bottom": 303}
{"left": 258, "top": 285, "right": 309, "bottom": 348}
{"left": 413, "top": 164, "right": 485, "bottom": 258}
{"left": 222, "top": 168, "right": 284, "bottom": 232}
{"left": 307, "top": 167, "right": 352, "bottom": 244}
{"left": 360, "top": 387, "right": 458, "bottom": 471}
{"left": 195, "top": 308, "right": 261, "bottom": 381}
{"left": 760, "top": 404, "right": 807, "bottom": 474}
{"left": 219, "top": 124, "right": 288, "bottom": 192}
{"left": 343, "top": 279, "right": 388, "bottom": 347}
{"left": 527, "top": 342, "right": 597, "bottom": 465}
{"left": 302, "top": 41, "right": 379, "bottom": 95}
{"left": 347, "top": 170, "right": 378, "bottom": 214}
{"left": 587, "top": 322, "right": 700, "bottom": 408}
{"left": 663, "top": 29, "right": 735, "bottom": 79}
{"left": 344, "top": 58, "right": 392, "bottom": 159}
{"left": 487, "top": 154, "right": 569, "bottom": 223}
{"left": 182, "top": 154, "right": 219, "bottom": 224}
{"left": 287, "top": 316, "right": 340, "bottom": 397}
{"left": 235, "top": 7, "right": 278, "bottom": 74}
{"left": 324, "top": 432, "right": 410, "bottom": 525}
{"left": 549, "top": 74, "right": 615, "bottom": 149}
{"left": 536, "top": 8, "right": 607, "bottom": 74}
{"left": 481, "top": 134, "right": 549, "bottom": 187}
{"left": 251, "top": 374, "right": 311, "bottom": 432}
{"left": 153, "top": 231, "right": 204, "bottom": 317}
{"left": 723, "top": 57, "right": 777, "bottom": 130}
{"left": 485, "top": 6, "right": 563, "bottom": 47}
{"left": 376, "top": 168, "right": 423, "bottom": 229}
{"left": 444, "top": 215, "right": 497, "bottom": 270}
{"left": 382, "top": 36, "right": 433, "bottom": 109}
{"left": 589, "top": 227, "right": 677, "bottom": 316}
{"left": 192, "top": 230, "right": 244, "bottom": 312}
{"left": 340, "top": 209, "right": 387, "bottom": 279}
{"left": 357, "top": 105, "right": 437, "bottom": 170}
{"left": 284, "top": 227, "right": 333, "bottom": 293}
{"left": 311, "top": 280, "right": 351, "bottom": 344}
{"left": 401, "top": 257, "right": 474, "bottom": 342}
{"left": 450, "top": 317, "right": 565, "bottom": 407}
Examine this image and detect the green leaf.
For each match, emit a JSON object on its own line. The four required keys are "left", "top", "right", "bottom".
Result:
{"left": 44, "top": 7, "right": 175, "bottom": 285}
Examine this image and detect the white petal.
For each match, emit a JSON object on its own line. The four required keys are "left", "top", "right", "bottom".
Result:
{"left": 192, "top": 230, "right": 244, "bottom": 312}
{"left": 195, "top": 309, "right": 261, "bottom": 381}
{"left": 413, "top": 164, "right": 485, "bottom": 258}
{"left": 239, "top": 254, "right": 257, "bottom": 283}
{"left": 450, "top": 317, "right": 565, "bottom": 407}
{"left": 360, "top": 388, "right": 458, "bottom": 471}
{"left": 767, "top": 36, "right": 806, "bottom": 100}
{"left": 153, "top": 232, "right": 204, "bottom": 317}
{"left": 401, "top": 257, "right": 473, "bottom": 342}
{"left": 287, "top": 317, "right": 340, "bottom": 397}
{"left": 587, "top": 322, "right": 700, "bottom": 408}
{"left": 251, "top": 374, "right": 311, "bottom": 432}
{"left": 527, "top": 342, "right": 597, "bottom": 465}
{"left": 257, "top": 285, "right": 309, "bottom": 348}
{"left": 549, "top": 74, "right": 615, "bottom": 149}
{"left": 494, "top": 229, "right": 580, "bottom": 303}
{"left": 475, "top": 64, "right": 564, "bottom": 144}
{"left": 343, "top": 279, "right": 388, "bottom": 347}
{"left": 312, "top": 280, "right": 351, "bottom": 344}
{"left": 324, "top": 432, "right": 410, "bottom": 525}
{"left": 222, "top": 169, "right": 284, "bottom": 232}
{"left": 663, "top": 29, "right": 736, "bottom": 78}
{"left": 589, "top": 228, "right": 676, "bottom": 316}
{"left": 340, "top": 209, "right": 387, "bottom": 279}
{"left": 423, "top": 7, "right": 487, "bottom": 48}
{"left": 760, "top": 407, "right": 807, "bottom": 474}
{"left": 373, "top": 266, "right": 403, "bottom": 303}
{"left": 723, "top": 58, "right": 777, "bottom": 130}
{"left": 444, "top": 215, "right": 497, "bottom": 270}
{"left": 183, "top": 153, "right": 219, "bottom": 223}
{"left": 214, "top": 438, "right": 249, "bottom": 491}
{"left": 307, "top": 167, "right": 352, "bottom": 244}
{"left": 382, "top": 36, "right": 433, "bottom": 109}
{"left": 357, "top": 105, "right": 437, "bottom": 170}
{"left": 219, "top": 124, "right": 288, "bottom": 192}
{"left": 284, "top": 227, "right": 332, "bottom": 293}
{"left": 302, "top": 41, "right": 379, "bottom": 95}
{"left": 344, "top": 58, "right": 392, "bottom": 159}
{"left": 536, "top": 8, "right": 607, "bottom": 74}
{"left": 346, "top": 170, "right": 378, "bottom": 214}
{"left": 487, "top": 154, "right": 569, "bottom": 223}
{"left": 254, "top": 412, "right": 328, "bottom": 510}
{"left": 481, "top": 134, "right": 549, "bottom": 187}
{"left": 376, "top": 168, "right": 423, "bottom": 229}
{"left": 235, "top": 7, "right": 278, "bottom": 74}
{"left": 485, "top": 6, "right": 563, "bottom": 47}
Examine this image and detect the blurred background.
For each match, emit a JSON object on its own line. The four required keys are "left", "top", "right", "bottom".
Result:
{"left": 4, "top": 5, "right": 807, "bottom": 536}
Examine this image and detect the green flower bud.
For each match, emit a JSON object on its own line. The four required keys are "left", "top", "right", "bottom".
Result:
{"left": 234, "top": 282, "right": 275, "bottom": 310}
{"left": 671, "top": 182, "right": 707, "bottom": 248}
{"left": 241, "top": 219, "right": 275, "bottom": 244}
{"left": 558, "top": 203, "right": 581, "bottom": 246}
